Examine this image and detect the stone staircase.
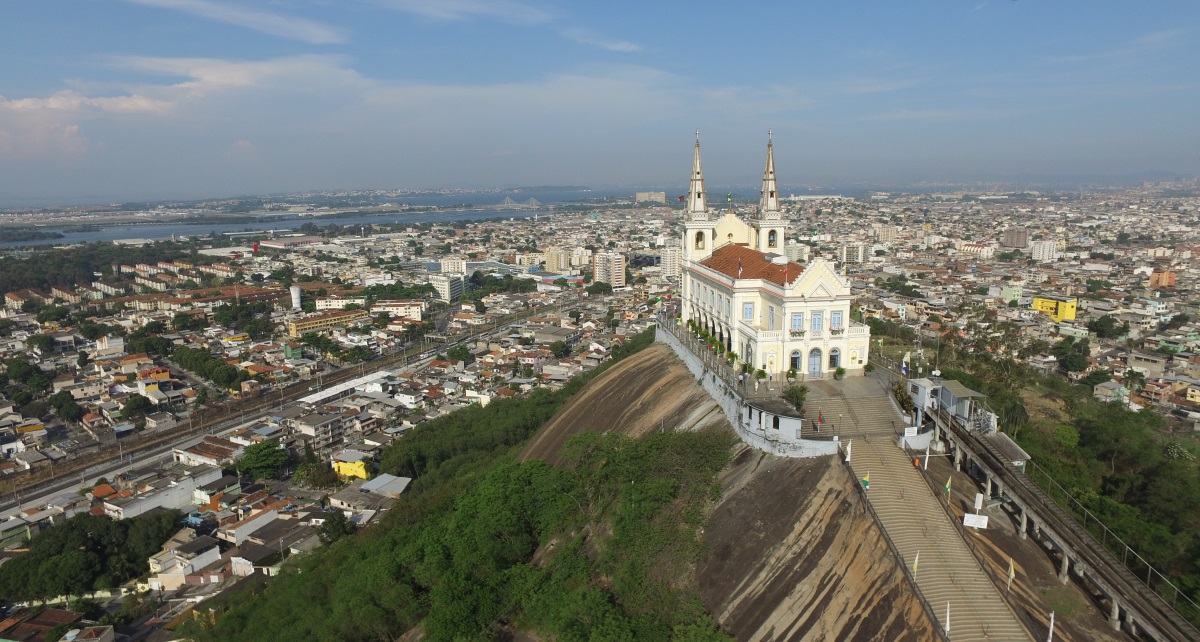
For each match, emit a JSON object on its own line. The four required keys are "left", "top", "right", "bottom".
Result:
{"left": 847, "top": 437, "right": 1031, "bottom": 642}
{"left": 802, "top": 377, "right": 907, "bottom": 438}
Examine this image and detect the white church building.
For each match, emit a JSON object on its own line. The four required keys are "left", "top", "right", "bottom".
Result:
{"left": 680, "top": 134, "right": 871, "bottom": 380}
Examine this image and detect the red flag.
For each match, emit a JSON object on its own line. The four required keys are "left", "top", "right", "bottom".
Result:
{"left": 818, "top": 411, "right": 824, "bottom": 424}
{"left": 252, "top": 241, "right": 259, "bottom": 253}
{"left": 678, "top": 195, "right": 687, "bottom": 201}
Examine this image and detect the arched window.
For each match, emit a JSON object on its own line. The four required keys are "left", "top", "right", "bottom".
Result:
{"left": 767, "top": 230, "right": 778, "bottom": 248}
{"left": 772, "top": 415, "right": 780, "bottom": 430}
{"left": 829, "top": 348, "right": 841, "bottom": 369}
{"left": 790, "top": 350, "right": 801, "bottom": 371}
{"left": 694, "top": 231, "right": 705, "bottom": 250}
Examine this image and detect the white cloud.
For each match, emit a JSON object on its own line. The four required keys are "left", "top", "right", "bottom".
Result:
{"left": 377, "top": 1, "right": 641, "bottom": 53}
{"left": 836, "top": 77, "right": 923, "bottom": 95}
{"left": 560, "top": 28, "right": 641, "bottom": 53}
{"left": 375, "top": 0, "right": 552, "bottom": 25}
{"left": 1045, "top": 29, "right": 1187, "bottom": 65}
{"left": 0, "top": 54, "right": 822, "bottom": 193}
{"left": 0, "top": 90, "right": 172, "bottom": 115}
{"left": 866, "top": 108, "right": 1026, "bottom": 122}
{"left": 124, "top": 0, "right": 346, "bottom": 44}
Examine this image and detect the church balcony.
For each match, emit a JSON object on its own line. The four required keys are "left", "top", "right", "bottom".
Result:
{"left": 739, "top": 321, "right": 783, "bottom": 343}
{"left": 829, "top": 327, "right": 845, "bottom": 336}
{"left": 848, "top": 323, "right": 870, "bottom": 337}
{"left": 789, "top": 329, "right": 806, "bottom": 338}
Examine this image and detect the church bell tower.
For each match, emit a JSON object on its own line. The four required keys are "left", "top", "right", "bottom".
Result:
{"left": 751, "top": 131, "right": 787, "bottom": 253}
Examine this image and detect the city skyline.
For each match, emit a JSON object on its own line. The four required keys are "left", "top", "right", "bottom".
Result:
{"left": 3, "top": 1, "right": 1200, "bottom": 204}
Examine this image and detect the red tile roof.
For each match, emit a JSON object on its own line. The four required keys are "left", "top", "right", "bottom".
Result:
{"left": 698, "top": 244, "right": 803, "bottom": 286}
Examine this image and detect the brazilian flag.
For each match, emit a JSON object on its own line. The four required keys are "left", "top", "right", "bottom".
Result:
{"left": 861, "top": 472, "right": 870, "bottom": 490}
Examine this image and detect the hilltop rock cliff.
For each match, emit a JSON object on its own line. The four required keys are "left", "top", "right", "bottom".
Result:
{"left": 520, "top": 343, "right": 936, "bottom": 641}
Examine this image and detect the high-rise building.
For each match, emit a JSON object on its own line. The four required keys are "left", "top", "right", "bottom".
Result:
{"left": 876, "top": 226, "right": 898, "bottom": 243}
{"left": 660, "top": 246, "right": 683, "bottom": 279}
{"left": 1149, "top": 269, "right": 1177, "bottom": 289}
{"left": 1001, "top": 227, "right": 1029, "bottom": 248}
{"left": 440, "top": 257, "right": 467, "bottom": 274}
{"left": 430, "top": 273, "right": 464, "bottom": 302}
{"left": 591, "top": 252, "right": 627, "bottom": 288}
{"left": 544, "top": 249, "right": 572, "bottom": 273}
{"left": 634, "top": 191, "right": 667, "bottom": 204}
{"left": 838, "top": 243, "right": 869, "bottom": 264}
{"left": 1030, "top": 240, "right": 1059, "bottom": 263}
{"left": 784, "top": 242, "right": 811, "bottom": 263}
{"left": 570, "top": 247, "right": 593, "bottom": 267}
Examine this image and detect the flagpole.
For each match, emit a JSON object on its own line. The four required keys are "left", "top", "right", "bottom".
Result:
{"left": 1047, "top": 611, "right": 1055, "bottom": 642}
{"left": 945, "top": 602, "right": 950, "bottom": 634}
{"left": 924, "top": 446, "right": 929, "bottom": 470}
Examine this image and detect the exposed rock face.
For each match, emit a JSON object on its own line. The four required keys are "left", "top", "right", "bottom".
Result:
{"left": 519, "top": 344, "right": 727, "bottom": 465}
{"left": 697, "top": 443, "right": 936, "bottom": 642}
{"left": 519, "top": 342, "right": 936, "bottom": 641}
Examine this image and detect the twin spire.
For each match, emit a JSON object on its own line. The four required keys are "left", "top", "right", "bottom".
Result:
{"left": 687, "top": 130, "right": 707, "bottom": 216}
{"left": 687, "top": 131, "right": 781, "bottom": 219}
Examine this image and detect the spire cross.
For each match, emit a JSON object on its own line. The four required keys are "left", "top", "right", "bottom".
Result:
{"left": 768, "top": 129, "right": 773, "bottom": 141}
{"left": 695, "top": 129, "right": 700, "bottom": 142}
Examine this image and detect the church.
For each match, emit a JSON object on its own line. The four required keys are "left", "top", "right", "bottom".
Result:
{"left": 680, "top": 134, "right": 871, "bottom": 380}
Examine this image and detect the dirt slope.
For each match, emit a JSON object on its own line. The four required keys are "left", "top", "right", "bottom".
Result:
{"left": 697, "top": 443, "right": 935, "bottom": 642}
{"left": 519, "top": 343, "right": 726, "bottom": 465}
{"left": 520, "top": 342, "right": 937, "bottom": 641}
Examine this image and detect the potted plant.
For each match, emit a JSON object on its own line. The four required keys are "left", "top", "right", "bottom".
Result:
{"left": 834, "top": 366, "right": 846, "bottom": 380}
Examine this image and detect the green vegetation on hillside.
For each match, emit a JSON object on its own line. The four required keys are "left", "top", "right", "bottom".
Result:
{"left": 180, "top": 329, "right": 734, "bottom": 641}
{"left": 930, "top": 345, "right": 1200, "bottom": 614}
{"left": 0, "top": 510, "right": 182, "bottom": 601}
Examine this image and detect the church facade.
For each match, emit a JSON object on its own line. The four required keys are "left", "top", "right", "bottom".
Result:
{"left": 680, "top": 135, "right": 871, "bottom": 380}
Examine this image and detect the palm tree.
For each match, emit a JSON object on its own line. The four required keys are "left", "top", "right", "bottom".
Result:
{"left": 1123, "top": 368, "right": 1146, "bottom": 392}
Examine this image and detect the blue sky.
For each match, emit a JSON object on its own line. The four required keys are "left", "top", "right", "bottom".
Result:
{"left": 2, "top": 1, "right": 1199, "bottom": 204}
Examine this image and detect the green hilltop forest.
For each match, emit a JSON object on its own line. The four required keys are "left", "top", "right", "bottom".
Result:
{"left": 181, "top": 329, "right": 735, "bottom": 641}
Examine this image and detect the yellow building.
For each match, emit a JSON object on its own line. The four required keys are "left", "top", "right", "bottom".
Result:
{"left": 1031, "top": 295, "right": 1077, "bottom": 323}
{"left": 332, "top": 449, "right": 371, "bottom": 480}
{"left": 286, "top": 309, "right": 370, "bottom": 338}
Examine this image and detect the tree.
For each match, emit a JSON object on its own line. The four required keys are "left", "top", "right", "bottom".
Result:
{"left": 782, "top": 384, "right": 808, "bottom": 413}
{"left": 76, "top": 350, "right": 89, "bottom": 368}
{"left": 585, "top": 281, "right": 612, "bottom": 295}
{"left": 1123, "top": 369, "right": 1146, "bottom": 391}
{"left": 49, "top": 390, "right": 84, "bottom": 423}
{"left": 120, "top": 394, "right": 153, "bottom": 420}
{"left": 1088, "top": 314, "right": 1128, "bottom": 339}
{"left": 549, "top": 341, "right": 571, "bottom": 359}
{"left": 447, "top": 345, "right": 473, "bottom": 364}
{"left": 474, "top": 300, "right": 487, "bottom": 313}
{"left": 1051, "top": 337, "right": 1090, "bottom": 373}
{"left": 27, "top": 334, "right": 54, "bottom": 353}
{"left": 317, "top": 510, "right": 356, "bottom": 544}
{"left": 237, "top": 440, "right": 290, "bottom": 480}
{"left": 1164, "top": 313, "right": 1190, "bottom": 330}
